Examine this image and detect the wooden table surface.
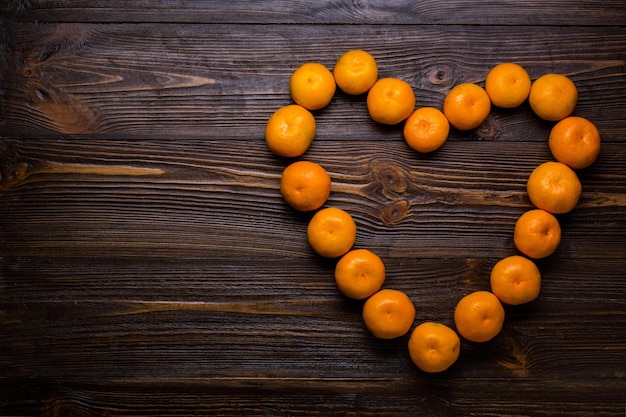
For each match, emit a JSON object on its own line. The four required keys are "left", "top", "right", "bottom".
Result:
{"left": 1, "top": 1, "right": 625, "bottom": 416}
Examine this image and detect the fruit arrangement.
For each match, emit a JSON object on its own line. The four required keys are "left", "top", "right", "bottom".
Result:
{"left": 265, "top": 50, "right": 601, "bottom": 373}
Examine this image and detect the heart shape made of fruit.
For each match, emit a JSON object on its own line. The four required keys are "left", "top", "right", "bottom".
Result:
{"left": 265, "top": 50, "right": 601, "bottom": 373}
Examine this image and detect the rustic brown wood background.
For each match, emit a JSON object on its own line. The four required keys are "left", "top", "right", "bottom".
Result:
{"left": 1, "top": 1, "right": 625, "bottom": 416}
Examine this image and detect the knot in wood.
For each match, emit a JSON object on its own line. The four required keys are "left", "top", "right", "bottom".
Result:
{"left": 0, "top": 161, "right": 29, "bottom": 191}
{"left": 371, "top": 160, "right": 408, "bottom": 197}
{"left": 27, "top": 80, "right": 99, "bottom": 135}
{"left": 428, "top": 65, "right": 454, "bottom": 87}
{"left": 381, "top": 200, "right": 408, "bottom": 226}
{"left": 0, "top": 141, "right": 38, "bottom": 191}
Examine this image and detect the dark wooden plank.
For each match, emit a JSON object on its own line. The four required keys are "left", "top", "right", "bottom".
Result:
{"left": 1, "top": 254, "right": 624, "bottom": 379}
{"left": 1, "top": 22, "right": 625, "bottom": 140}
{"left": 1, "top": 377, "right": 624, "bottom": 416}
{"left": 1, "top": 377, "right": 625, "bottom": 416}
{"left": 1, "top": 139, "right": 624, "bottom": 259}
{"left": 3, "top": 0, "right": 626, "bottom": 26}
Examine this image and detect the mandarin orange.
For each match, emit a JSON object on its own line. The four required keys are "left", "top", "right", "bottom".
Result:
{"left": 280, "top": 161, "right": 331, "bottom": 212}
{"left": 307, "top": 207, "right": 357, "bottom": 258}
{"left": 527, "top": 161, "right": 582, "bottom": 214}
{"left": 454, "top": 291, "right": 505, "bottom": 343}
{"left": 408, "top": 322, "right": 461, "bottom": 373}
{"left": 529, "top": 73, "right": 577, "bottom": 121}
{"left": 490, "top": 255, "right": 541, "bottom": 305}
{"left": 443, "top": 83, "right": 491, "bottom": 130}
{"left": 290, "top": 62, "right": 336, "bottom": 110}
{"left": 333, "top": 49, "right": 378, "bottom": 95}
{"left": 265, "top": 104, "right": 316, "bottom": 157}
{"left": 335, "top": 249, "right": 385, "bottom": 300}
{"left": 403, "top": 107, "right": 450, "bottom": 153}
{"left": 514, "top": 209, "right": 562, "bottom": 259}
{"left": 549, "top": 116, "right": 601, "bottom": 170}
{"left": 485, "top": 62, "right": 531, "bottom": 108}
{"left": 362, "top": 289, "right": 416, "bottom": 339}
{"left": 366, "top": 78, "right": 416, "bottom": 125}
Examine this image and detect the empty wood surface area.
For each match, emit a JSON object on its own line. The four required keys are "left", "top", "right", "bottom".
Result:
{"left": 1, "top": 1, "right": 625, "bottom": 416}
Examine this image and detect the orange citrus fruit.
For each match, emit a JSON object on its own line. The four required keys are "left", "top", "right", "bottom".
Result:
{"left": 443, "top": 83, "right": 491, "bottom": 130}
{"left": 513, "top": 209, "right": 562, "bottom": 259}
{"left": 265, "top": 104, "right": 316, "bottom": 157}
{"left": 307, "top": 207, "right": 356, "bottom": 258}
{"left": 290, "top": 62, "right": 336, "bottom": 110}
{"left": 408, "top": 322, "right": 461, "bottom": 373}
{"left": 527, "top": 161, "right": 582, "bottom": 214}
{"left": 280, "top": 161, "right": 331, "bottom": 212}
{"left": 490, "top": 255, "right": 541, "bottom": 305}
{"left": 454, "top": 291, "right": 505, "bottom": 343}
{"left": 485, "top": 62, "right": 531, "bottom": 108}
{"left": 549, "top": 116, "right": 601, "bottom": 170}
{"left": 366, "top": 78, "right": 416, "bottom": 125}
{"left": 403, "top": 107, "right": 450, "bottom": 153}
{"left": 362, "top": 289, "right": 416, "bottom": 339}
{"left": 333, "top": 49, "right": 378, "bottom": 95}
{"left": 334, "top": 249, "right": 385, "bottom": 300}
{"left": 529, "top": 73, "right": 578, "bottom": 121}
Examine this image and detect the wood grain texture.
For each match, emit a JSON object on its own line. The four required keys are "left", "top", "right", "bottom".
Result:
{"left": 1, "top": 1, "right": 625, "bottom": 416}
{"left": 3, "top": 0, "right": 626, "bottom": 25}
{"left": 1, "top": 139, "right": 624, "bottom": 260}
{"left": 0, "top": 378, "right": 625, "bottom": 416}
{"left": 1, "top": 22, "right": 625, "bottom": 140}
